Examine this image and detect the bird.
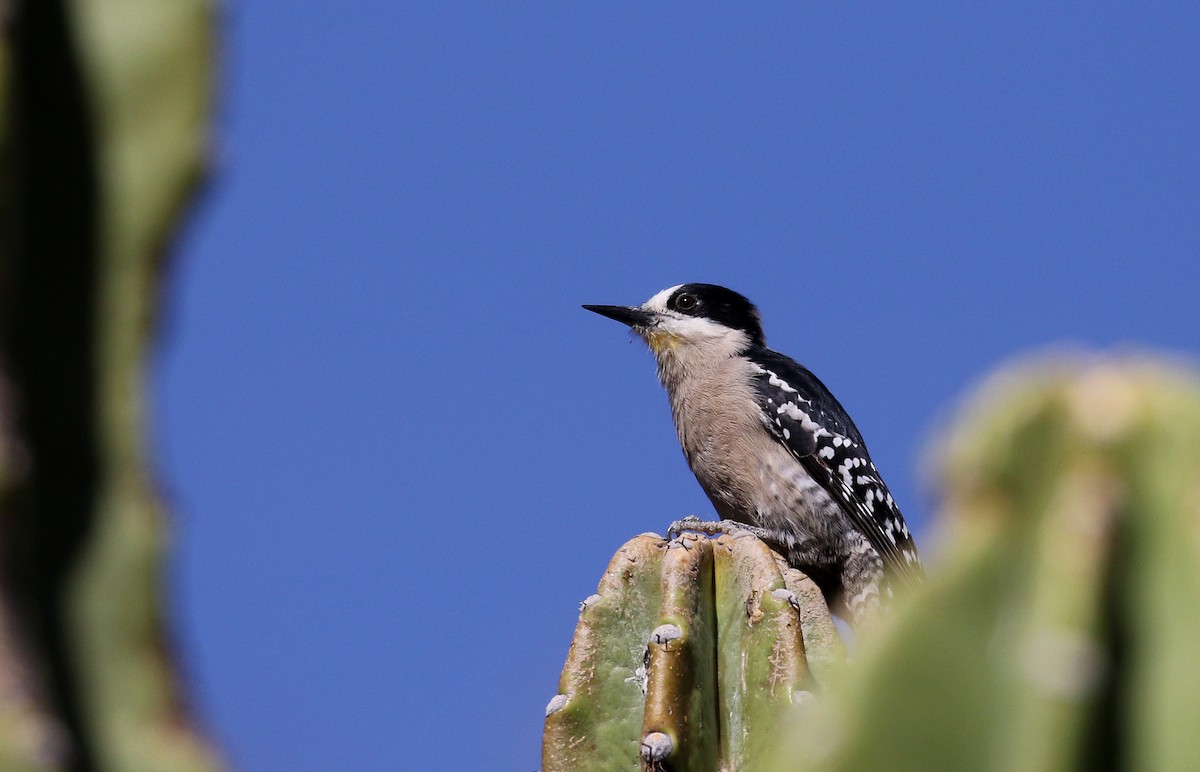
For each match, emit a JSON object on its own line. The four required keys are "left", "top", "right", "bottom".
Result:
{"left": 583, "top": 283, "right": 922, "bottom": 626}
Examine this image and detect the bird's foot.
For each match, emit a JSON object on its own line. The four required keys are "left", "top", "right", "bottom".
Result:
{"left": 667, "top": 515, "right": 773, "bottom": 542}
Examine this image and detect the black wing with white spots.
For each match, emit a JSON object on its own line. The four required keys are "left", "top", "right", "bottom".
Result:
{"left": 747, "top": 349, "right": 924, "bottom": 587}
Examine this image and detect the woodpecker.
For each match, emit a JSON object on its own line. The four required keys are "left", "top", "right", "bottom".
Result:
{"left": 584, "top": 283, "right": 922, "bottom": 625}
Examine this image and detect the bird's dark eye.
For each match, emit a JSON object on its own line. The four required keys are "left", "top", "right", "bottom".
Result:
{"left": 675, "top": 293, "right": 697, "bottom": 311}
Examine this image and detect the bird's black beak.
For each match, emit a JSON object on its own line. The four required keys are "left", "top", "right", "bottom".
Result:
{"left": 582, "top": 304, "right": 656, "bottom": 328}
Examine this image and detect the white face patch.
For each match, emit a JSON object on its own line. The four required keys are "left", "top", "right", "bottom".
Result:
{"left": 636, "top": 285, "right": 750, "bottom": 355}
{"left": 644, "top": 285, "right": 684, "bottom": 312}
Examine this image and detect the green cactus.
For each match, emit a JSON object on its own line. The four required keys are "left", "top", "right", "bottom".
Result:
{"left": 772, "top": 354, "right": 1200, "bottom": 771}
{"left": 543, "top": 532, "right": 845, "bottom": 771}
{"left": 0, "top": 1, "right": 220, "bottom": 769}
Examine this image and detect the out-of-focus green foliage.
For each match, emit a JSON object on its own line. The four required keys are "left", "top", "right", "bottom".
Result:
{"left": 543, "top": 532, "right": 843, "bottom": 771}
{"left": 0, "top": 1, "right": 220, "bottom": 769}
{"left": 775, "top": 354, "right": 1200, "bottom": 771}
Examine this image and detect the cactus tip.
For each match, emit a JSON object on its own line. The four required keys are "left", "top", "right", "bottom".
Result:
{"left": 545, "top": 694, "right": 569, "bottom": 717}
{"left": 770, "top": 588, "right": 799, "bottom": 608}
{"left": 640, "top": 731, "right": 673, "bottom": 762}
{"left": 649, "top": 624, "right": 683, "bottom": 647}
{"left": 792, "top": 690, "right": 817, "bottom": 706}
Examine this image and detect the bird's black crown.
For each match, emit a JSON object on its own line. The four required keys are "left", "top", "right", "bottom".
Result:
{"left": 666, "top": 284, "right": 765, "bottom": 348}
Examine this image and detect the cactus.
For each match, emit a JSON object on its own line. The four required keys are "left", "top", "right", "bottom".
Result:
{"left": 543, "top": 532, "right": 845, "bottom": 771}
{"left": 772, "top": 354, "right": 1200, "bottom": 770}
{"left": 0, "top": 1, "right": 220, "bottom": 770}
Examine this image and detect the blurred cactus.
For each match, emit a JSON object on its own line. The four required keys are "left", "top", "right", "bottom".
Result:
{"left": 543, "top": 532, "right": 844, "bottom": 771}
{"left": 773, "top": 354, "right": 1200, "bottom": 771}
{"left": 0, "top": 1, "right": 219, "bottom": 770}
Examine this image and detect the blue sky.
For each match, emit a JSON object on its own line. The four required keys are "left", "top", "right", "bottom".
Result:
{"left": 156, "top": 4, "right": 1199, "bottom": 770}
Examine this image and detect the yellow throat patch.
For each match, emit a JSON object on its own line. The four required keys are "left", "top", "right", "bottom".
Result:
{"left": 644, "top": 329, "right": 679, "bottom": 355}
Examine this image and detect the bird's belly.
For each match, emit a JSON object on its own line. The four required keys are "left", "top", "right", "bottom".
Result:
{"left": 687, "top": 433, "right": 843, "bottom": 542}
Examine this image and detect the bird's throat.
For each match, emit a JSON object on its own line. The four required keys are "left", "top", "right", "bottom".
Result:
{"left": 644, "top": 329, "right": 679, "bottom": 356}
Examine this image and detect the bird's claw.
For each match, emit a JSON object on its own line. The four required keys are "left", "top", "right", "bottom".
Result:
{"left": 667, "top": 516, "right": 766, "bottom": 540}
{"left": 667, "top": 516, "right": 776, "bottom": 544}
{"left": 667, "top": 515, "right": 710, "bottom": 539}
